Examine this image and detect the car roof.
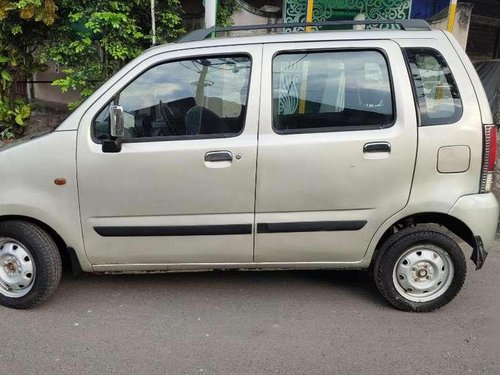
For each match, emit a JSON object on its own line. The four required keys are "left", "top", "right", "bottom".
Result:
{"left": 144, "top": 29, "right": 443, "bottom": 57}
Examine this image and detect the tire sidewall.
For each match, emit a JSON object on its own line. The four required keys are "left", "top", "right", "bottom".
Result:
{"left": 0, "top": 221, "right": 61, "bottom": 309}
{"left": 377, "top": 230, "right": 467, "bottom": 312}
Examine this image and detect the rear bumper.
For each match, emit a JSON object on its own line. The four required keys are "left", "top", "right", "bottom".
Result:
{"left": 449, "top": 193, "right": 499, "bottom": 268}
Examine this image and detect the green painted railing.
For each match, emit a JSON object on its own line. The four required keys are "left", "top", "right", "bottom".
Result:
{"left": 284, "top": 0, "right": 412, "bottom": 29}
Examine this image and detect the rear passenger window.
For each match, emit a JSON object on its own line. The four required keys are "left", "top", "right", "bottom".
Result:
{"left": 272, "top": 50, "right": 394, "bottom": 133}
{"left": 405, "top": 48, "right": 462, "bottom": 125}
{"left": 94, "top": 55, "right": 251, "bottom": 141}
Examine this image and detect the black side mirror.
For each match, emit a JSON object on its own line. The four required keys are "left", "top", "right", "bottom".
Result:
{"left": 102, "top": 137, "right": 122, "bottom": 153}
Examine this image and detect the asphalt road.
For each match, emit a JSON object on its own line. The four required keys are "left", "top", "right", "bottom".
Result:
{"left": 1, "top": 245, "right": 499, "bottom": 375}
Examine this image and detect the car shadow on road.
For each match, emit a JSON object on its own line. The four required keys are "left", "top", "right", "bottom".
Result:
{"left": 56, "top": 267, "right": 387, "bottom": 309}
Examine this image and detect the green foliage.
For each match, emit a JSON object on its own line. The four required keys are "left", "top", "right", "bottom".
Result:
{"left": 155, "top": 1, "right": 185, "bottom": 43}
{"left": 45, "top": 0, "right": 239, "bottom": 110}
{"left": 0, "top": 1, "right": 52, "bottom": 139}
{"left": 0, "top": 94, "right": 31, "bottom": 139}
{"left": 45, "top": 0, "right": 185, "bottom": 109}
{"left": 0, "top": 0, "right": 242, "bottom": 137}
{"left": 217, "top": 0, "right": 240, "bottom": 27}
{"left": 0, "top": 0, "right": 55, "bottom": 25}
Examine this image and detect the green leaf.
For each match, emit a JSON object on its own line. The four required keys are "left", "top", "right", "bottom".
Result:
{"left": 0, "top": 56, "right": 9, "bottom": 63}
{"left": 10, "top": 25, "right": 22, "bottom": 35}
{"left": 15, "top": 114, "right": 24, "bottom": 125}
{"left": 19, "top": 104, "right": 31, "bottom": 118}
{"left": 1, "top": 70, "right": 13, "bottom": 81}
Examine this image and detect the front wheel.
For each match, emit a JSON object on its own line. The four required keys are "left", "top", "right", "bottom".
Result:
{"left": 0, "top": 221, "right": 62, "bottom": 309}
{"left": 374, "top": 228, "right": 466, "bottom": 312}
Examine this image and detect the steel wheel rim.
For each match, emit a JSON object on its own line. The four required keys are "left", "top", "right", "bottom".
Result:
{"left": 0, "top": 238, "right": 36, "bottom": 298}
{"left": 392, "top": 244, "right": 454, "bottom": 303}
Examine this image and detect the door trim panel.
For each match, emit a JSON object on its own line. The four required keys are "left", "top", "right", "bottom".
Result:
{"left": 94, "top": 224, "right": 252, "bottom": 237}
{"left": 256, "top": 220, "right": 366, "bottom": 233}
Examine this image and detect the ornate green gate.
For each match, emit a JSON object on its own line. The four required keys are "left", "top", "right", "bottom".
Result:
{"left": 284, "top": 0, "right": 412, "bottom": 24}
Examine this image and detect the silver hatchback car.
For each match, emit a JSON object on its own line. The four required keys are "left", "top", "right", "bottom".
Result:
{"left": 0, "top": 20, "right": 497, "bottom": 311}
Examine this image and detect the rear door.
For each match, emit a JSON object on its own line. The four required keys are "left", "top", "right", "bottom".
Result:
{"left": 254, "top": 40, "right": 417, "bottom": 263}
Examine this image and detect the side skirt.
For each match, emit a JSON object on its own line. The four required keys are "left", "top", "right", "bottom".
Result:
{"left": 91, "top": 261, "right": 370, "bottom": 273}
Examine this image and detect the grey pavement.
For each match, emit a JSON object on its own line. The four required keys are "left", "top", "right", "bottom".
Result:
{"left": 1, "top": 245, "right": 499, "bottom": 375}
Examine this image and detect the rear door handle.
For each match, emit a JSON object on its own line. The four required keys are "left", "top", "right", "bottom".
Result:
{"left": 205, "top": 151, "right": 233, "bottom": 162}
{"left": 363, "top": 142, "right": 391, "bottom": 153}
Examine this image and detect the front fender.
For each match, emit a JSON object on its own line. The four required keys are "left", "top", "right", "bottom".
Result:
{"left": 0, "top": 130, "right": 92, "bottom": 272}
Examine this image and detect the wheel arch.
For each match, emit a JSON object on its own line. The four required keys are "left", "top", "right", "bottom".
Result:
{"left": 0, "top": 214, "right": 83, "bottom": 276}
{"left": 370, "top": 212, "right": 475, "bottom": 269}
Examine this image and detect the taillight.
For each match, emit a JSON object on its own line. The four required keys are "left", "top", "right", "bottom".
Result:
{"left": 480, "top": 125, "right": 497, "bottom": 193}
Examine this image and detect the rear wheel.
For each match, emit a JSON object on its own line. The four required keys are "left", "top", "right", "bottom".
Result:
{"left": 374, "top": 228, "right": 466, "bottom": 312}
{"left": 0, "top": 221, "right": 62, "bottom": 309}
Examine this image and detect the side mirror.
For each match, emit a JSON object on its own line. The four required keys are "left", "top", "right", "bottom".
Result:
{"left": 110, "top": 105, "right": 125, "bottom": 138}
{"left": 102, "top": 105, "right": 124, "bottom": 153}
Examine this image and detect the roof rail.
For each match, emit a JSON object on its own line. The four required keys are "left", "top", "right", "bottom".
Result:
{"left": 177, "top": 19, "right": 432, "bottom": 43}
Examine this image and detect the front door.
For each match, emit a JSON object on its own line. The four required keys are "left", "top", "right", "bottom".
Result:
{"left": 77, "top": 45, "right": 262, "bottom": 266}
{"left": 254, "top": 40, "right": 417, "bottom": 263}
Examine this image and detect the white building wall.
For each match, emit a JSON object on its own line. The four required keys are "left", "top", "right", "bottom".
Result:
{"left": 32, "top": 61, "right": 81, "bottom": 105}
{"left": 429, "top": 3, "right": 473, "bottom": 49}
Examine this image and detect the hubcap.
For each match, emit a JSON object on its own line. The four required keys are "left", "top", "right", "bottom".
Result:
{"left": 392, "top": 245, "right": 454, "bottom": 303}
{"left": 0, "top": 238, "right": 36, "bottom": 298}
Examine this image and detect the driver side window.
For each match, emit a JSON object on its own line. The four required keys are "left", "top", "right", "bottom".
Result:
{"left": 94, "top": 55, "right": 252, "bottom": 141}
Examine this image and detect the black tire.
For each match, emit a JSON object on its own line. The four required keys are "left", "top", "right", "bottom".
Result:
{"left": 374, "top": 227, "right": 466, "bottom": 312}
{"left": 0, "top": 220, "right": 62, "bottom": 309}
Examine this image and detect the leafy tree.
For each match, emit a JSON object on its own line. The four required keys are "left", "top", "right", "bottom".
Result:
{"left": 48, "top": 0, "right": 240, "bottom": 109}
{"left": 44, "top": 0, "right": 185, "bottom": 109}
{"left": 217, "top": 0, "right": 239, "bottom": 27}
{"left": 0, "top": 0, "right": 56, "bottom": 138}
{"left": 0, "top": 0, "right": 241, "bottom": 138}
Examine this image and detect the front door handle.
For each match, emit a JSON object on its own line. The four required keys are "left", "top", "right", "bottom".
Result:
{"left": 205, "top": 151, "right": 233, "bottom": 162}
{"left": 363, "top": 142, "right": 391, "bottom": 153}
